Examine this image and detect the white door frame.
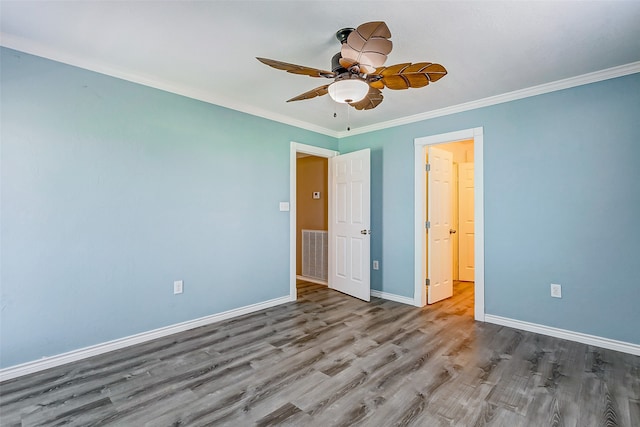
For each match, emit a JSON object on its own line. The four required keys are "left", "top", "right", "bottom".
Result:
{"left": 289, "top": 142, "right": 339, "bottom": 300}
{"left": 414, "top": 127, "right": 485, "bottom": 321}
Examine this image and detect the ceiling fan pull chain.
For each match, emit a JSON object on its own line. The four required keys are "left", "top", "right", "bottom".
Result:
{"left": 347, "top": 103, "right": 351, "bottom": 131}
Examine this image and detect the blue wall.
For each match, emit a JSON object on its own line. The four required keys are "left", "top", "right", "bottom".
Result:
{"left": 0, "top": 48, "right": 337, "bottom": 368}
{"left": 339, "top": 72, "right": 640, "bottom": 345}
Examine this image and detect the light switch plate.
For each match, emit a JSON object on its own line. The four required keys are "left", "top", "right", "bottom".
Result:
{"left": 279, "top": 202, "right": 290, "bottom": 211}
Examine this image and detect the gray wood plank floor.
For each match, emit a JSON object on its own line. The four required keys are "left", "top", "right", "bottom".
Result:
{"left": 1, "top": 281, "right": 639, "bottom": 426}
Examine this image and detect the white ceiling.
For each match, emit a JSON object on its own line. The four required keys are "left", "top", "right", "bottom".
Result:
{"left": 2, "top": 1, "right": 639, "bottom": 137}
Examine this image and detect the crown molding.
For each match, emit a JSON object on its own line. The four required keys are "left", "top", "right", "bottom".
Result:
{"left": 2, "top": 32, "right": 637, "bottom": 140}
{"left": 338, "top": 61, "right": 640, "bottom": 138}
{"left": 0, "top": 33, "right": 340, "bottom": 139}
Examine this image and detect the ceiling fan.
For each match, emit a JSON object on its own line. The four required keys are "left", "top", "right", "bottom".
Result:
{"left": 257, "top": 21, "right": 447, "bottom": 110}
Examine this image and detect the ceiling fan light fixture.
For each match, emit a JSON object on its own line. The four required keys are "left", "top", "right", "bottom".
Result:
{"left": 328, "top": 79, "right": 369, "bottom": 104}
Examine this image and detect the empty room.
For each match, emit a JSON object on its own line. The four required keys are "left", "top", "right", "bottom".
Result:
{"left": 1, "top": 1, "right": 639, "bottom": 426}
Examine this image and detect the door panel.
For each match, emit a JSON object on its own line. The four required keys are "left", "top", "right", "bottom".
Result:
{"left": 351, "top": 238, "right": 363, "bottom": 281}
{"left": 336, "top": 236, "right": 347, "bottom": 278}
{"left": 329, "top": 149, "right": 371, "bottom": 301}
{"left": 427, "top": 146, "right": 454, "bottom": 304}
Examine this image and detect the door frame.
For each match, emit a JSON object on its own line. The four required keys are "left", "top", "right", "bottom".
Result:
{"left": 414, "top": 127, "right": 485, "bottom": 321}
{"left": 289, "top": 142, "right": 339, "bottom": 301}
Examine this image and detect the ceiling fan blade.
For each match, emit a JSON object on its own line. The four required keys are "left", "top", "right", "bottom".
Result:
{"left": 341, "top": 21, "right": 393, "bottom": 73}
{"left": 349, "top": 86, "right": 383, "bottom": 110}
{"left": 371, "top": 62, "right": 447, "bottom": 90}
{"left": 256, "top": 57, "right": 336, "bottom": 78}
{"left": 286, "top": 84, "right": 330, "bottom": 102}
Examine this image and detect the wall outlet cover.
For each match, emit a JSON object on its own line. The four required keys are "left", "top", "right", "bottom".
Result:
{"left": 550, "top": 283, "right": 562, "bottom": 298}
{"left": 174, "top": 280, "right": 184, "bottom": 294}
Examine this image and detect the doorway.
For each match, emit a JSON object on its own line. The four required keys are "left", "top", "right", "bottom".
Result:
{"left": 295, "top": 153, "right": 329, "bottom": 285}
{"left": 289, "top": 143, "right": 338, "bottom": 300}
{"left": 289, "top": 142, "right": 372, "bottom": 302}
{"left": 414, "top": 128, "right": 485, "bottom": 321}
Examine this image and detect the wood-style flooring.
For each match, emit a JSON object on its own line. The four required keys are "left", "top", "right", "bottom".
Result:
{"left": 1, "top": 281, "right": 639, "bottom": 426}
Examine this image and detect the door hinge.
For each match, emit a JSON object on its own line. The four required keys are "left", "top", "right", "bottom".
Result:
{"left": 425, "top": 163, "right": 431, "bottom": 172}
{"left": 425, "top": 278, "right": 430, "bottom": 286}
{"left": 425, "top": 221, "right": 430, "bottom": 229}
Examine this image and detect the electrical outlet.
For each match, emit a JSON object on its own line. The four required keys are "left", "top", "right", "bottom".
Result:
{"left": 372, "top": 260, "right": 379, "bottom": 270}
{"left": 174, "top": 280, "right": 183, "bottom": 294}
{"left": 550, "top": 283, "right": 562, "bottom": 298}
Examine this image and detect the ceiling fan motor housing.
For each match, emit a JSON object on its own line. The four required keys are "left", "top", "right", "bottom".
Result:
{"left": 331, "top": 52, "right": 348, "bottom": 74}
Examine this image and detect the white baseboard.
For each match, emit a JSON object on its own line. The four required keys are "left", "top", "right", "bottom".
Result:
{"left": 296, "top": 275, "right": 327, "bottom": 286}
{"left": 0, "top": 295, "right": 291, "bottom": 382}
{"left": 484, "top": 314, "right": 640, "bottom": 356}
{"left": 370, "top": 290, "right": 415, "bottom": 306}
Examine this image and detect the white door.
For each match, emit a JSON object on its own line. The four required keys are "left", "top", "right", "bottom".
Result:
{"left": 427, "top": 146, "right": 453, "bottom": 304}
{"left": 458, "top": 162, "right": 475, "bottom": 281}
{"left": 329, "top": 149, "right": 371, "bottom": 301}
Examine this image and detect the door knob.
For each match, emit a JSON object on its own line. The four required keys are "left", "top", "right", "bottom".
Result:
{"left": 449, "top": 229, "right": 457, "bottom": 234}
{"left": 360, "top": 229, "right": 371, "bottom": 235}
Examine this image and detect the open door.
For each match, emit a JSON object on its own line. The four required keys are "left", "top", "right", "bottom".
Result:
{"left": 458, "top": 162, "right": 475, "bottom": 282}
{"left": 329, "top": 149, "right": 371, "bottom": 301}
{"left": 427, "top": 146, "right": 454, "bottom": 304}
